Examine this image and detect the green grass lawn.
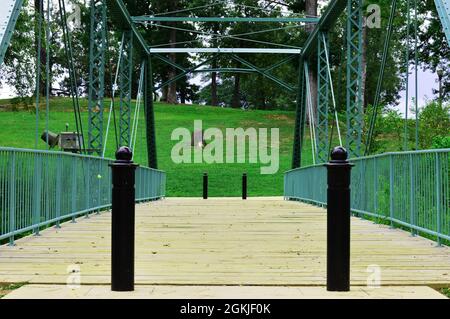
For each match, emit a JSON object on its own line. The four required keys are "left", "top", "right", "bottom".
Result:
{"left": 0, "top": 97, "right": 320, "bottom": 196}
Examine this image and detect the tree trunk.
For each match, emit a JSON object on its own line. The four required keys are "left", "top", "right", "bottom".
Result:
{"left": 161, "top": 85, "right": 168, "bottom": 102}
{"left": 211, "top": 28, "right": 219, "bottom": 106}
{"left": 306, "top": 0, "right": 318, "bottom": 121}
{"left": 211, "top": 57, "right": 218, "bottom": 106}
{"left": 232, "top": 73, "right": 241, "bottom": 108}
{"left": 258, "top": 75, "right": 266, "bottom": 109}
{"left": 167, "top": 27, "right": 178, "bottom": 104}
{"left": 180, "top": 86, "right": 186, "bottom": 104}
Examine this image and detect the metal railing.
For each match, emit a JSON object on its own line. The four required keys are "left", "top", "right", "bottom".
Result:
{"left": 0, "top": 147, "right": 166, "bottom": 244}
{"left": 284, "top": 149, "right": 450, "bottom": 244}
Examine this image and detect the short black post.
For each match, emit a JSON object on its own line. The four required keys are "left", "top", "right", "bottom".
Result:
{"left": 325, "top": 146, "right": 354, "bottom": 292}
{"left": 110, "top": 146, "right": 138, "bottom": 292}
{"left": 203, "top": 172, "right": 208, "bottom": 199}
{"left": 242, "top": 173, "right": 247, "bottom": 200}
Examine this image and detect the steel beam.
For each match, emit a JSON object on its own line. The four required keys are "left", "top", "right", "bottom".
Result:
{"left": 119, "top": 31, "right": 133, "bottom": 147}
{"left": 155, "top": 56, "right": 217, "bottom": 91}
{"left": 346, "top": 0, "right": 364, "bottom": 158}
{"left": 133, "top": 16, "right": 320, "bottom": 23}
{"left": 301, "top": 0, "right": 347, "bottom": 59}
{"left": 292, "top": 58, "right": 306, "bottom": 168}
{"left": 316, "top": 31, "right": 330, "bottom": 163}
{"left": 434, "top": 0, "right": 450, "bottom": 45}
{"left": 144, "top": 58, "right": 157, "bottom": 169}
{"left": 0, "top": 0, "right": 24, "bottom": 66}
{"left": 88, "top": 0, "right": 107, "bottom": 156}
{"left": 154, "top": 53, "right": 186, "bottom": 72}
{"left": 231, "top": 55, "right": 296, "bottom": 92}
{"left": 264, "top": 55, "right": 297, "bottom": 72}
{"left": 191, "top": 68, "right": 256, "bottom": 74}
{"left": 149, "top": 48, "right": 302, "bottom": 54}
{"left": 107, "top": 0, "right": 150, "bottom": 55}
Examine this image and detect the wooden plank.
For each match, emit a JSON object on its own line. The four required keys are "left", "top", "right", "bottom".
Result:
{"left": 0, "top": 198, "right": 449, "bottom": 286}
{"left": 3, "top": 284, "right": 447, "bottom": 299}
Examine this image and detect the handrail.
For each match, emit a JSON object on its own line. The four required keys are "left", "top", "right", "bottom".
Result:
{"left": 284, "top": 149, "right": 450, "bottom": 244}
{"left": 0, "top": 148, "right": 166, "bottom": 244}
{"left": 285, "top": 148, "right": 450, "bottom": 173}
{"left": 0, "top": 146, "right": 165, "bottom": 172}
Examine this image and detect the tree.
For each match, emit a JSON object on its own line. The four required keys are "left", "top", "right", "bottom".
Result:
{"left": 418, "top": 101, "right": 450, "bottom": 149}
{"left": 146, "top": 0, "right": 198, "bottom": 104}
{"left": 416, "top": 0, "right": 450, "bottom": 101}
{"left": 191, "top": 0, "right": 229, "bottom": 106}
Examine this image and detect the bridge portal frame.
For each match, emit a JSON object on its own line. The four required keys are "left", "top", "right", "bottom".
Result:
{"left": 101, "top": 0, "right": 364, "bottom": 169}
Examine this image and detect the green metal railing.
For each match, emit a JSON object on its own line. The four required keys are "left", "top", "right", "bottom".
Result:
{"left": 0, "top": 147, "right": 166, "bottom": 244}
{"left": 284, "top": 149, "right": 450, "bottom": 245}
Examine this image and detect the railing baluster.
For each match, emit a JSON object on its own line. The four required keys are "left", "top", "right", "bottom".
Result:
{"left": 71, "top": 158, "right": 77, "bottom": 223}
{"left": 409, "top": 154, "right": 416, "bottom": 236}
{"left": 55, "top": 154, "right": 62, "bottom": 228}
{"left": 284, "top": 149, "right": 449, "bottom": 244}
{"left": 389, "top": 154, "right": 394, "bottom": 227}
{"left": 8, "top": 152, "right": 16, "bottom": 246}
{"left": 85, "top": 157, "right": 90, "bottom": 218}
{"left": 0, "top": 148, "right": 162, "bottom": 242}
{"left": 33, "top": 154, "right": 41, "bottom": 235}
{"left": 374, "top": 158, "right": 378, "bottom": 219}
{"left": 435, "top": 153, "right": 441, "bottom": 246}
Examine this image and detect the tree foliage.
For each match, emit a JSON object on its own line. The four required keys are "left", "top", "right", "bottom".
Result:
{"left": 1, "top": 0, "right": 449, "bottom": 114}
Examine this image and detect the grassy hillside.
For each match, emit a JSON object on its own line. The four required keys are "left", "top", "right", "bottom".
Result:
{"left": 0, "top": 98, "right": 318, "bottom": 196}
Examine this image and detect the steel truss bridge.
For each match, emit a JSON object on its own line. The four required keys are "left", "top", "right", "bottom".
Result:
{"left": 0, "top": 0, "right": 449, "bottom": 294}
{"left": 1, "top": 0, "right": 448, "bottom": 168}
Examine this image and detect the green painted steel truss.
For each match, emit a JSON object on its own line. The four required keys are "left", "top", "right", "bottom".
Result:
{"left": 154, "top": 53, "right": 297, "bottom": 93}
{"left": 0, "top": 0, "right": 24, "bottom": 67}
{"left": 316, "top": 31, "right": 330, "bottom": 163}
{"left": 100, "top": 0, "right": 364, "bottom": 169}
{"left": 119, "top": 31, "right": 134, "bottom": 147}
{"left": 88, "top": 0, "right": 107, "bottom": 156}
{"left": 346, "top": 0, "right": 364, "bottom": 159}
{"left": 292, "top": 0, "right": 347, "bottom": 168}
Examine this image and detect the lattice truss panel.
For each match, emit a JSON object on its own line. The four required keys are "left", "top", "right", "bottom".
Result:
{"left": 119, "top": 31, "right": 133, "bottom": 147}
{"left": 346, "top": 0, "right": 363, "bottom": 159}
{"left": 316, "top": 31, "right": 330, "bottom": 163}
{"left": 88, "top": 0, "right": 107, "bottom": 155}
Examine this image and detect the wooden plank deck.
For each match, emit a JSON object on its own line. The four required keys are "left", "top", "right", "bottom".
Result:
{"left": 0, "top": 198, "right": 449, "bottom": 286}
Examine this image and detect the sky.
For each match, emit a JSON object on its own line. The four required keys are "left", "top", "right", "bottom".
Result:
{"left": 397, "top": 68, "right": 439, "bottom": 118}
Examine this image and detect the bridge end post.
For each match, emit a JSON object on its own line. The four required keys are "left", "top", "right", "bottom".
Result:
{"left": 203, "top": 172, "right": 208, "bottom": 199}
{"left": 110, "top": 146, "right": 138, "bottom": 292}
{"left": 242, "top": 173, "right": 247, "bottom": 200}
{"left": 325, "top": 146, "right": 354, "bottom": 292}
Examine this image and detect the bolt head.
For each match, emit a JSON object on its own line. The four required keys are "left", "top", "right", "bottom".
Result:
{"left": 115, "top": 146, "right": 133, "bottom": 161}
{"left": 330, "top": 146, "right": 348, "bottom": 162}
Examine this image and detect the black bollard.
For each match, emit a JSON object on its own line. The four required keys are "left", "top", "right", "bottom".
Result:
{"left": 242, "top": 173, "right": 247, "bottom": 200}
{"left": 203, "top": 172, "right": 208, "bottom": 199}
{"left": 325, "top": 146, "right": 354, "bottom": 292}
{"left": 110, "top": 146, "right": 138, "bottom": 292}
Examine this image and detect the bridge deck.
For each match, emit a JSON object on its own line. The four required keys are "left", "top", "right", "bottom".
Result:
{"left": 0, "top": 198, "right": 449, "bottom": 286}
